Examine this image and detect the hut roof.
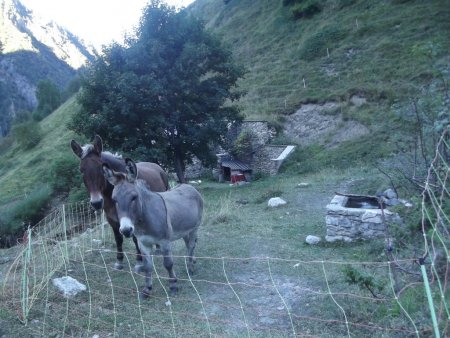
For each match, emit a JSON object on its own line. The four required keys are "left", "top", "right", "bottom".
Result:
{"left": 221, "top": 160, "right": 251, "bottom": 171}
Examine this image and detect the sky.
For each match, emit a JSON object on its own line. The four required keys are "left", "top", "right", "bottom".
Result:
{"left": 21, "top": 0, "right": 195, "bottom": 49}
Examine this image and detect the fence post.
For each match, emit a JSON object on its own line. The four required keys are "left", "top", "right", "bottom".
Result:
{"left": 21, "top": 227, "right": 32, "bottom": 325}
{"left": 420, "top": 259, "right": 441, "bottom": 338}
{"left": 101, "top": 211, "right": 105, "bottom": 243}
{"left": 62, "top": 205, "right": 69, "bottom": 264}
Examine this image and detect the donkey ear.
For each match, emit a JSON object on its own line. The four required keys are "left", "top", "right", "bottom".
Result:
{"left": 102, "top": 163, "right": 122, "bottom": 186}
{"left": 125, "top": 158, "right": 138, "bottom": 183}
{"left": 70, "top": 140, "right": 83, "bottom": 158}
{"left": 93, "top": 135, "right": 103, "bottom": 154}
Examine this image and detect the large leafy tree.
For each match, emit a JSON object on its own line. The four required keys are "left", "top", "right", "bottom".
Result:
{"left": 34, "top": 79, "right": 61, "bottom": 121}
{"left": 69, "top": 1, "right": 244, "bottom": 182}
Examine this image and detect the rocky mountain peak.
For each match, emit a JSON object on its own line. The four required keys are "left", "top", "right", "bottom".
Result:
{"left": 0, "top": 0, "right": 95, "bottom": 69}
{"left": 0, "top": 0, "right": 96, "bottom": 137}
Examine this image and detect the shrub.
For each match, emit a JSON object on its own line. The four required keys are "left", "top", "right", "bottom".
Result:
{"left": 0, "top": 185, "right": 52, "bottom": 247}
{"left": 283, "top": 0, "right": 300, "bottom": 5}
{"left": 62, "top": 76, "right": 81, "bottom": 101}
{"left": 343, "top": 265, "right": 385, "bottom": 298}
{"left": 0, "top": 135, "right": 13, "bottom": 154}
{"left": 49, "top": 153, "right": 83, "bottom": 193}
{"left": 13, "top": 110, "right": 32, "bottom": 123}
{"left": 11, "top": 120, "right": 43, "bottom": 149}
{"left": 34, "top": 79, "right": 61, "bottom": 121}
{"left": 291, "top": 0, "right": 322, "bottom": 19}
{"left": 67, "top": 186, "right": 88, "bottom": 203}
{"left": 338, "top": 0, "right": 357, "bottom": 9}
{"left": 300, "top": 24, "right": 348, "bottom": 60}
{"left": 231, "top": 128, "right": 256, "bottom": 161}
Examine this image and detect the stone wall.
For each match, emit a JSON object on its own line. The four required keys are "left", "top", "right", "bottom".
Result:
{"left": 252, "top": 145, "right": 286, "bottom": 176}
{"left": 325, "top": 195, "right": 399, "bottom": 242}
{"left": 234, "top": 121, "right": 276, "bottom": 146}
{"left": 184, "top": 156, "right": 209, "bottom": 179}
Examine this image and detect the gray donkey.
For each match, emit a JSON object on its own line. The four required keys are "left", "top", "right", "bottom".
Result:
{"left": 103, "top": 158, "right": 203, "bottom": 298}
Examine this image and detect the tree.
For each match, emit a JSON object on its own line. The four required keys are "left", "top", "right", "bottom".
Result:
{"left": 34, "top": 79, "right": 61, "bottom": 121}
{"left": 69, "top": 1, "right": 244, "bottom": 182}
{"left": 11, "top": 119, "right": 42, "bottom": 149}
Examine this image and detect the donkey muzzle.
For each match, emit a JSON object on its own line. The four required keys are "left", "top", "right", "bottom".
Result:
{"left": 90, "top": 198, "right": 104, "bottom": 211}
{"left": 119, "top": 217, "right": 134, "bottom": 238}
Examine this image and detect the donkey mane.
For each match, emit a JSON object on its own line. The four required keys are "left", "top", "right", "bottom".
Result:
{"left": 81, "top": 144, "right": 123, "bottom": 160}
{"left": 101, "top": 152, "right": 126, "bottom": 173}
{"left": 81, "top": 144, "right": 125, "bottom": 172}
{"left": 136, "top": 178, "right": 154, "bottom": 193}
{"left": 80, "top": 144, "right": 94, "bottom": 159}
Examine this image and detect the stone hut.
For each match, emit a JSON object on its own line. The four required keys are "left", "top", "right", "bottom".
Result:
{"left": 186, "top": 121, "right": 295, "bottom": 181}
{"left": 217, "top": 153, "right": 252, "bottom": 183}
{"left": 225, "top": 121, "right": 295, "bottom": 178}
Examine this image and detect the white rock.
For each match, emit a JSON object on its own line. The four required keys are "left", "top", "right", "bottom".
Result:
{"left": 383, "top": 188, "right": 397, "bottom": 200}
{"left": 305, "top": 235, "right": 321, "bottom": 245}
{"left": 268, "top": 197, "right": 287, "bottom": 207}
{"left": 52, "top": 276, "right": 86, "bottom": 298}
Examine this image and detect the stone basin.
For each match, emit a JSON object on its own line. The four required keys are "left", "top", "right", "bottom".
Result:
{"left": 325, "top": 195, "right": 399, "bottom": 242}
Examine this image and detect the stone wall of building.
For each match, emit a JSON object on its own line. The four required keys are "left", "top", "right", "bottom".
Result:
{"left": 251, "top": 145, "right": 286, "bottom": 176}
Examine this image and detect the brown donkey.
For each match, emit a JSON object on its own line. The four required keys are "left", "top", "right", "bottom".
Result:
{"left": 71, "top": 135, "right": 169, "bottom": 270}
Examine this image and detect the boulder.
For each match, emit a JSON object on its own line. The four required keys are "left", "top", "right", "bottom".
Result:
{"left": 305, "top": 235, "right": 321, "bottom": 245}
{"left": 52, "top": 276, "right": 86, "bottom": 298}
{"left": 268, "top": 197, "right": 287, "bottom": 207}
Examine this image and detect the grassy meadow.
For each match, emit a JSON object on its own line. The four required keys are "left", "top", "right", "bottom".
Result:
{"left": 0, "top": 166, "right": 438, "bottom": 337}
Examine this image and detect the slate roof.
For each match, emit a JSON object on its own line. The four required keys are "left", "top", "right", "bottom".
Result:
{"left": 221, "top": 160, "right": 252, "bottom": 171}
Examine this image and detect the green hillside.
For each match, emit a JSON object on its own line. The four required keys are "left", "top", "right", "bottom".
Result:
{"left": 0, "top": 97, "right": 80, "bottom": 197}
{"left": 0, "top": 97, "right": 86, "bottom": 245}
{"left": 190, "top": 0, "right": 449, "bottom": 122}
{"left": 0, "top": 0, "right": 448, "bottom": 244}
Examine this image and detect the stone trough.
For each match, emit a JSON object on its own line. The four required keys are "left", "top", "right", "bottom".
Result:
{"left": 325, "top": 194, "right": 399, "bottom": 242}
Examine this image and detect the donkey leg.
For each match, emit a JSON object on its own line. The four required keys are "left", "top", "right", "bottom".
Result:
{"left": 183, "top": 229, "right": 198, "bottom": 275}
{"left": 132, "top": 235, "right": 144, "bottom": 273}
{"left": 139, "top": 245, "right": 154, "bottom": 300}
{"left": 161, "top": 243, "right": 178, "bottom": 296}
{"left": 111, "top": 223, "right": 124, "bottom": 270}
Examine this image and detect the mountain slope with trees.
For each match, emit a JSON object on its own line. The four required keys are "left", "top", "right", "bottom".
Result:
{"left": 0, "top": 0, "right": 95, "bottom": 136}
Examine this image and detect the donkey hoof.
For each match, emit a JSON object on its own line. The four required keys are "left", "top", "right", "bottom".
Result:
{"left": 139, "top": 287, "right": 152, "bottom": 300}
{"left": 169, "top": 286, "right": 178, "bottom": 296}
{"left": 113, "top": 262, "right": 124, "bottom": 270}
{"left": 134, "top": 264, "right": 144, "bottom": 273}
